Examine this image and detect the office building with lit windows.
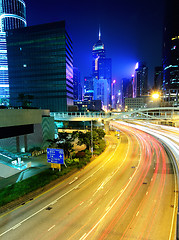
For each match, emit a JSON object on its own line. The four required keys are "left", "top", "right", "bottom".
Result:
{"left": 7, "top": 20, "right": 73, "bottom": 112}
{"left": 92, "top": 29, "right": 112, "bottom": 110}
{"left": 0, "top": 32, "right": 9, "bottom": 105}
{"left": 0, "top": 0, "right": 27, "bottom": 32}
{"left": 154, "top": 66, "right": 163, "bottom": 90}
{"left": 0, "top": 0, "right": 27, "bottom": 104}
{"left": 133, "top": 62, "right": 148, "bottom": 98}
{"left": 163, "top": 0, "right": 179, "bottom": 105}
{"left": 73, "top": 67, "right": 82, "bottom": 100}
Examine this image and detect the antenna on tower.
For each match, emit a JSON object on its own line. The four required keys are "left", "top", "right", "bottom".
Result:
{"left": 99, "top": 25, "right": 101, "bottom": 40}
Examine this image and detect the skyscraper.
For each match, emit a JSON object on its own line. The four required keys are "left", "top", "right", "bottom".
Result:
{"left": 92, "top": 29, "right": 105, "bottom": 80}
{"left": 92, "top": 29, "right": 112, "bottom": 110}
{"left": 0, "top": 0, "right": 27, "bottom": 104}
{"left": 163, "top": 0, "right": 179, "bottom": 104}
{"left": 73, "top": 67, "right": 82, "bottom": 100}
{"left": 133, "top": 62, "right": 148, "bottom": 98}
{"left": 154, "top": 66, "right": 163, "bottom": 90}
{"left": 0, "top": 0, "right": 27, "bottom": 32}
{"left": 7, "top": 20, "right": 73, "bottom": 112}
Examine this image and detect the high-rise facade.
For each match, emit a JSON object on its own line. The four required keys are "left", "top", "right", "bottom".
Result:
{"left": 0, "top": 0, "right": 27, "bottom": 32}
{"left": 154, "top": 66, "right": 163, "bottom": 90}
{"left": 133, "top": 62, "right": 148, "bottom": 98}
{"left": 73, "top": 67, "right": 82, "bottom": 100}
{"left": 163, "top": 0, "right": 179, "bottom": 104}
{"left": 92, "top": 30, "right": 112, "bottom": 110}
{"left": 7, "top": 21, "right": 73, "bottom": 112}
{"left": 92, "top": 30, "right": 105, "bottom": 80}
{"left": 0, "top": 0, "right": 27, "bottom": 104}
{"left": 122, "top": 78, "right": 133, "bottom": 108}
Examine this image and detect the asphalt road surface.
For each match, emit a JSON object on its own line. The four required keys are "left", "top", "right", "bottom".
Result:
{"left": 0, "top": 124, "right": 177, "bottom": 240}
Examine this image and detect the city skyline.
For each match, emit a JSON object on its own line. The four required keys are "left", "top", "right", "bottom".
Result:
{"left": 26, "top": 0, "right": 165, "bottom": 88}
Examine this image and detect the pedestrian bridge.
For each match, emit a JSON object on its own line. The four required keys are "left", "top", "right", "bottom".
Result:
{"left": 51, "top": 107, "right": 179, "bottom": 121}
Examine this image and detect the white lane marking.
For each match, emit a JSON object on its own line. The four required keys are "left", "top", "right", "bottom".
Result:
{"left": 80, "top": 202, "right": 84, "bottom": 206}
{"left": 80, "top": 233, "right": 87, "bottom": 240}
{"left": 48, "top": 225, "right": 55, "bottom": 232}
{"left": 51, "top": 200, "right": 57, "bottom": 205}
{"left": 12, "top": 223, "right": 21, "bottom": 230}
{"left": 69, "top": 177, "right": 78, "bottom": 185}
{"left": 136, "top": 211, "right": 139, "bottom": 216}
{"left": 146, "top": 191, "right": 148, "bottom": 195}
{"left": 106, "top": 206, "right": 110, "bottom": 212}
{"left": 94, "top": 208, "right": 99, "bottom": 214}
{"left": 105, "top": 189, "right": 110, "bottom": 195}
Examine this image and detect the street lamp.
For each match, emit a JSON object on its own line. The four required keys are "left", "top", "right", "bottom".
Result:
{"left": 152, "top": 92, "right": 160, "bottom": 100}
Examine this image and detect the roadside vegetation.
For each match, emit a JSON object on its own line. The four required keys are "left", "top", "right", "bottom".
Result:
{"left": 0, "top": 128, "right": 106, "bottom": 208}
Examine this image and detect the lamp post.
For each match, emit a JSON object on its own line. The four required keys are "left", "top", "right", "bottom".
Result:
{"left": 91, "top": 119, "right": 93, "bottom": 157}
{"left": 112, "top": 80, "right": 116, "bottom": 109}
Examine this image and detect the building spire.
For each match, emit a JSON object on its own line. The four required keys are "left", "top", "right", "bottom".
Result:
{"left": 99, "top": 25, "right": 101, "bottom": 40}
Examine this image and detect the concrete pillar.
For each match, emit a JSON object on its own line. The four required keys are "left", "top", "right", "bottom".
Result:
{"left": 16, "top": 136, "right": 20, "bottom": 152}
{"left": 24, "top": 135, "right": 28, "bottom": 152}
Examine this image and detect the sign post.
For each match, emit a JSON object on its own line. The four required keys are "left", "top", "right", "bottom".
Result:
{"left": 47, "top": 148, "right": 64, "bottom": 171}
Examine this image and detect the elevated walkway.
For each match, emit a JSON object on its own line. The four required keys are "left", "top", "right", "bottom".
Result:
{"left": 51, "top": 107, "right": 179, "bottom": 121}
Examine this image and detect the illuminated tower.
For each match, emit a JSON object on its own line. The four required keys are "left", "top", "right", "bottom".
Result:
{"left": 92, "top": 28, "right": 105, "bottom": 80}
{"left": 0, "top": 0, "right": 27, "bottom": 105}
{"left": 92, "top": 28, "right": 112, "bottom": 110}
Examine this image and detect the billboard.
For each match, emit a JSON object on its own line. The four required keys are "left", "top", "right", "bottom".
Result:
{"left": 47, "top": 148, "right": 64, "bottom": 164}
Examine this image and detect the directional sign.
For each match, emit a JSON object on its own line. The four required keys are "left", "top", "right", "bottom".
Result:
{"left": 47, "top": 148, "right": 64, "bottom": 164}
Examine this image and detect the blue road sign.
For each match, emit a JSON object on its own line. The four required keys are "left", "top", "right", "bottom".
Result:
{"left": 47, "top": 148, "right": 64, "bottom": 164}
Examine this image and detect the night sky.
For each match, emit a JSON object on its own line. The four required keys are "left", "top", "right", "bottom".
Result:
{"left": 26, "top": 0, "right": 165, "bottom": 88}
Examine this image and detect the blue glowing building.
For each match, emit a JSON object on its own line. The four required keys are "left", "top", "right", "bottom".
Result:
{"left": 92, "top": 29, "right": 112, "bottom": 110}
{"left": 0, "top": 0, "right": 27, "bottom": 105}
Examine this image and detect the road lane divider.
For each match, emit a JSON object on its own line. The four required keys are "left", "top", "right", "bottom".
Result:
{"left": 48, "top": 225, "right": 55, "bottom": 232}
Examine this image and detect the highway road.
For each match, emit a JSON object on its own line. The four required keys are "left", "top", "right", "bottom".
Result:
{"left": 0, "top": 124, "right": 177, "bottom": 240}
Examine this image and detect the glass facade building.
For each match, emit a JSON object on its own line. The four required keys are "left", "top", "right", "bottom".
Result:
{"left": 133, "top": 62, "right": 148, "bottom": 98}
{"left": 0, "top": 0, "right": 27, "bottom": 104}
{"left": 92, "top": 31, "right": 112, "bottom": 110}
{"left": 0, "top": 0, "right": 27, "bottom": 32}
{"left": 163, "top": 0, "right": 179, "bottom": 105}
{"left": 0, "top": 32, "right": 9, "bottom": 104}
{"left": 92, "top": 39, "right": 105, "bottom": 80}
{"left": 7, "top": 21, "right": 73, "bottom": 112}
{"left": 73, "top": 67, "right": 82, "bottom": 100}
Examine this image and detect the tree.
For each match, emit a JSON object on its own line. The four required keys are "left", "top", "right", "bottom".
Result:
{"left": 77, "top": 129, "right": 105, "bottom": 151}
{"left": 95, "top": 128, "right": 105, "bottom": 139}
{"left": 77, "top": 131, "right": 91, "bottom": 150}
{"left": 55, "top": 132, "right": 75, "bottom": 158}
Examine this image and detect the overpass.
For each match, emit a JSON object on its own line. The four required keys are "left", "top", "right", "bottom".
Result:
{"left": 51, "top": 107, "right": 179, "bottom": 121}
